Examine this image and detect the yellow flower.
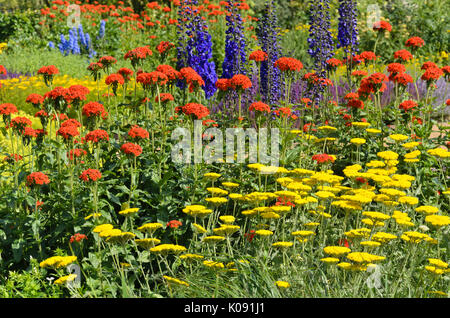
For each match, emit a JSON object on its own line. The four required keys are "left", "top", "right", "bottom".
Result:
{"left": 362, "top": 211, "right": 390, "bottom": 221}
{"left": 272, "top": 241, "right": 294, "bottom": 249}
{"left": 352, "top": 122, "right": 371, "bottom": 128}
{"left": 205, "top": 197, "right": 228, "bottom": 206}
{"left": 138, "top": 223, "right": 163, "bottom": 234}
{"left": 203, "top": 260, "right": 225, "bottom": 270}
{"left": 192, "top": 223, "right": 207, "bottom": 234}
{"left": 291, "top": 230, "right": 315, "bottom": 237}
{"left": 323, "top": 246, "right": 351, "bottom": 257}
{"left": 388, "top": 134, "right": 408, "bottom": 142}
{"left": 179, "top": 253, "right": 204, "bottom": 261}
{"left": 366, "top": 160, "right": 386, "bottom": 168}
{"left": 204, "top": 172, "right": 221, "bottom": 180}
{"left": 350, "top": 138, "right": 366, "bottom": 145}
{"left": 93, "top": 224, "right": 114, "bottom": 233}
{"left": 40, "top": 256, "right": 77, "bottom": 269}
{"left": 401, "top": 231, "right": 430, "bottom": 243}
{"left": 213, "top": 225, "right": 240, "bottom": 236}
{"left": 427, "top": 148, "right": 450, "bottom": 159}
{"left": 254, "top": 229, "right": 274, "bottom": 236}
{"left": 366, "top": 128, "right": 381, "bottom": 134}
{"left": 346, "top": 252, "right": 385, "bottom": 264}
{"left": 415, "top": 205, "right": 439, "bottom": 215}
{"left": 84, "top": 213, "right": 102, "bottom": 220}
{"left": 371, "top": 232, "right": 397, "bottom": 243}
{"left": 163, "top": 275, "right": 189, "bottom": 287}
{"left": 203, "top": 236, "right": 226, "bottom": 244}
{"left": 219, "top": 215, "right": 235, "bottom": 224}
{"left": 360, "top": 241, "right": 381, "bottom": 247}
{"left": 135, "top": 238, "right": 161, "bottom": 249}
{"left": 401, "top": 141, "right": 420, "bottom": 149}
{"left": 397, "top": 196, "right": 419, "bottom": 205}
{"left": 207, "top": 187, "right": 228, "bottom": 197}
{"left": 428, "top": 259, "right": 448, "bottom": 269}
{"left": 425, "top": 266, "right": 446, "bottom": 275}
{"left": 54, "top": 274, "right": 77, "bottom": 285}
{"left": 321, "top": 257, "right": 340, "bottom": 264}
{"left": 425, "top": 214, "right": 450, "bottom": 228}
{"left": 404, "top": 150, "right": 421, "bottom": 159}
{"left": 314, "top": 190, "right": 336, "bottom": 200}
{"left": 345, "top": 228, "right": 371, "bottom": 239}
{"left": 275, "top": 281, "right": 290, "bottom": 288}
{"left": 118, "top": 208, "right": 139, "bottom": 216}
{"left": 260, "top": 211, "right": 281, "bottom": 220}
{"left": 150, "top": 244, "right": 187, "bottom": 255}
{"left": 105, "top": 231, "right": 136, "bottom": 244}
{"left": 377, "top": 151, "right": 399, "bottom": 160}
{"left": 222, "top": 182, "right": 239, "bottom": 189}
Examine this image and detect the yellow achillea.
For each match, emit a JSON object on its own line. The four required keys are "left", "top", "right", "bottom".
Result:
{"left": 337, "top": 262, "right": 371, "bottom": 271}
{"left": 388, "top": 134, "right": 408, "bottom": 142}
{"left": 118, "top": 208, "right": 139, "bottom": 216}
{"left": 254, "top": 229, "right": 274, "bottom": 236}
{"left": 425, "top": 266, "right": 446, "bottom": 275}
{"left": 213, "top": 225, "right": 240, "bottom": 236}
{"left": 229, "top": 193, "right": 244, "bottom": 201}
{"left": 304, "top": 222, "right": 320, "bottom": 228}
{"left": 135, "top": 238, "right": 161, "bottom": 249}
{"left": 205, "top": 197, "right": 228, "bottom": 206}
{"left": 219, "top": 215, "right": 235, "bottom": 224}
{"left": 275, "top": 281, "right": 291, "bottom": 288}
{"left": 428, "top": 259, "right": 448, "bottom": 269}
{"left": 84, "top": 213, "right": 102, "bottom": 220}
{"left": 203, "top": 260, "right": 225, "bottom": 270}
{"left": 54, "top": 274, "right": 77, "bottom": 285}
{"left": 415, "top": 205, "right": 439, "bottom": 215}
{"left": 346, "top": 252, "right": 385, "bottom": 264}
{"left": 321, "top": 257, "right": 340, "bottom": 264}
{"left": 371, "top": 232, "right": 397, "bottom": 244}
{"left": 401, "top": 141, "right": 420, "bottom": 149}
{"left": 276, "top": 177, "right": 295, "bottom": 187}
{"left": 425, "top": 214, "right": 450, "bottom": 228}
{"left": 163, "top": 276, "right": 189, "bottom": 287}
{"left": 362, "top": 211, "right": 390, "bottom": 221}
{"left": 207, "top": 187, "right": 228, "bottom": 197}
{"left": 350, "top": 138, "right": 366, "bottom": 145}
{"left": 318, "top": 125, "right": 338, "bottom": 131}
{"left": 192, "top": 223, "right": 207, "bottom": 234}
{"left": 40, "top": 256, "right": 77, "bottom": 269}
{"left": 93, "top": 224, "right": 114, "bottom": 233}
{"left": 106, "top": 231, "right": 136, "bottom": 244}
{"left": 203, "top": 236, "right": 226, "bottom": 244}
{"left": 345, "top": 228, "right": 371, "bottom": 239}
{"left": 361, "top": 219, "right": 385, "bottom": 227}
{"left": 360, "top": 241, "right": 381, "bottom": 247}
{"left": 377, "top": 150, "right": 399, "bottom": 160}
{"left": 366, "top": 128, "right": 381, "bottom": 134}
{"left": 314, "top": 191, "right": 336, "bottom": 200}
{"left": 427, "top": 148, "right": 450, "bottom": 159}
{"left": 323, "top": 246, "right": 351, "bottom": 257}
{"left": 352, "top": 122, "right": 371, "bottom": 128}
{"left": 179, "top": 254, "right": 204, "bottom": 261}
{"left": 260, "top": 211, "right": 281, "bottom": 220}
{"left": 270, "top": 206, "right": 291, "bottom": 215}
{"left": 244, "top": 192, "right": 278, "bottom": 202}
{"left": 400, "top": 231, "right": 431, "bottom": 243}
{"left": 291, "top": 230, "right": 315, "bottom": 237}
{"left": 150, "top": 244, "right": 187, "bottom": 255}
{"left": 204, "top": 172, "right": 221, "bottom": 180}
{"left": 222, "top": 182, "right": 239, "bottom": 189}
{"left": 397, "top": 196, "right": 419, "bottom": 205}
{"left": 241, "top": 209, "right": 258, "bottom": 217}
{"left": 404, "top": 150, "right": 421, "bottom": 159}
{"left": 272, "top": 241, "right": 294, "bottom": 249}
{"left": 138, "top": 222, "right": 163, "bottom": 234}
{"left": 98, "top": 228, "right": 122, "bottom": 239}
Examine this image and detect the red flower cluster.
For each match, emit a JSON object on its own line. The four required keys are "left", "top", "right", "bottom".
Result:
{"left": 155, "top": 93, "right": 174, "bottom": 103}
{"left": 394, "top": 49, "right": 413, "bottom": 62}
{"left": 117, "top": 68, "right": 134, "bottom": 82}
{"left": 326, "top": 58, "right": 343, "bottom": 69}
{"left": 421, "top": 64, "right": 444, "bottom": 84}
{"left": 392, "top": 72, "right": 413, "bottom": 87}
{"left": 405, "top": 37, "right": 425, "bottom": 48}
{"left": 67, "top": 148, "right": 87, "bottom": 161}
{"left": 156, "top": 65, "right": 180, "bottom": 81}
{"left": 273, "top": 107, "right": 292, "bottom": 118}
{"left": 166, "top": 220, "right": 182, "bottom": 229}
{"left": 399, "top": 100, "right": 418, "bottom": 112}
{"left": 249, "top": 50, "right": 268, "bottom": 62}
{"left": 105, "top": 73, "right": 125, "bottom": 86}
{"left": 181, "top": 103, "right": 210, "bottom": 119}
{"left": 80, "top": 169, "right": 102, "bottom": 182}
{"left": 358, "top": 51, "right": 378, "bottom": 64}
{"left": 357, "top": 72, "right": 388, "bottom": 99}
{"left": 347, "top": 98, "right": 364, "bottom": 110}
{"left": 27, "top": 172, "right": 50, "bottom": 187}
{"left": 373, "top": 21, "right": 392, "bottom": 32}
{"left": 37, "top": 65, "right": 59, "bottom": 75}
{"left": 249, "top": 101, "right": 270, "bottom": 113}
{"left": 124, "top": 46, "right": 153, "bottom": 67}
{"left": 0, "top": 103, "right": 18, "bottom": 116}
{"left": 229, "top": 74, "right": 252, "bottom": 91}
{"left": 25, "top": 94, "right": 44, "bottom": 107}
{"left": 57, "top": 124, "right": 80, "bottom": 140}
{"left": 179, "top": 67, "right": 205, "bottom": 92}
{"left": 137, "top": 71, "right": 168, "bottom": 89}
{"left": 121, "top": 142, "right": 143, "bottom": 157}
{"left": 0, "top": 65, "right": 6, "bottom": 75}
{"left": 215, "top": 78, "right": 230, "bottom": 92}
{"left": 82, "top": 102, "right": 107, "bottom": 119}
{"left": 98, "top": 56, "right": 117, "bottom": 68}
{"left": 128, "top": 125, "right": 149, "bottom": 140}
{"left": 85, "top": 129, "right": 109, "bottom": 143}
{"left": 312, "top": 153, "right": 335, "bottom": 164}
{"left": 44, "top": 86, "right": 71, "bottom": 104}
{"left": 4, "top": 153, "right": 23, "bottom": 163}
{"left": 156, "top": 41, "right": 175, "bottom": 55}
{"left": 274, "top": 57, "right": 303, "bottom": 72}
{"left": 69, "top": 233, "right": 88, "bottom": 244}
{"left": 8, "top": 116, "right": 32, "bottom": 134}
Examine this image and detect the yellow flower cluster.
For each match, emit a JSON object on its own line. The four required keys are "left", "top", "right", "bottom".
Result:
{"left": 40, "top": 256, "right": 77, "bottom": 269}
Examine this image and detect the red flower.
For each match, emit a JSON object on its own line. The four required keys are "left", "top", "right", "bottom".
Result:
{"left": 326, "top": 58, "right": 343, "bottom": 69}
{"left": 27, "top": 172, "right": 50, "bottom": 187}
{"left": 0, "top": 103, "right": 18, "bottom": 116}
{"left": 344, "top": 92, "right": 359, "bottom": 100}
{"left": 421, "top": 61, "right": 438, "bottom": 71}
{"left": 249, "top": 101, "right": 270, "bottom": 113}
{"left": 128, "top": 125, "right": 149, "bottom": 140}
{"left": 37, "top": 65, "right": 59, "bottom": 76}
{"left": 82, "top": 102, "right": 107, "bottom": 118}
{"left": 351, "top": 70, "right": 368, "bottom": 78}
{"left": 312, "top": 153, "right": 335, "bottom": 164}
{"left": 117, "top": 68, "right": 134, "bottom": 82}
{"left": 179, "top": 67, "right": 205, "bottom": 92}
{"left": 124, "top": 46, "right": 153, "bottom": 67}
{"left": 105, "top": 73, "right": 125, "bottom": 86}
{"left": 67, "top": 148, "right": 87, "bottom": 161}
{"left": 387, "top": 63, "right": 406, "bottom": 77}
{"left": 80, "top": 169, "right": 102, "bottom": 182}
{"left": 274, "top": 57, "right": 303, "bottom": 72}
{"left": 44, "top": 86, "right": 71, "bottom": 103}
{"left": 121, "top": 142, "right": 143, "bottom": 157}
{"left": 249, "top": 50, "right": 268, "bottom": 62}
{"left": 155, "top": 93, "right": 174, "bottom": 103}
{"left": 181, "top": 103, "right": 210, "bottom": 119}
{"left": 156, "top": 65, "right": 180, "bottom": 81}
{"left": 229, "top": 74, "right": 252, "bottom": 91}
{"left": 34, "top": 110, "right": 48, "bottom": 118}
{"left": 273, "top": 107, "right": 292, "bottom": 117}
{"left": 405, "top": 37, "right": 425, "bottom": 48}
{"left": 373, "top": 21, "right": 392, "bottom": 32}
{"left": 166, "top": 220, "right": 182, "bottom": 229}
{"left": 244, "top": 230, "right": 255, "bottom": 243}
{"left": 0, "top": 65, "right": 6, "bottom": 75}
{"left": 347, "top": 98, "right": 364, "bottom": 109}
{"left": 25, "top": 94, "right": 44, "bottom": 106}
{"left": 98, "top": 56, "right": 117, "bottom": 68}
{"left": 399, "top": 100, "right": 417, "bottom": 112}
{"left": 215, "top": 78, "right": 231, "bottom": 92}
{"left": 85, "top": 129, "right": 109, "bottom": 143}
{"left": 70, "top": 233, "right": 87, "bottom": 244}
{"left": 359, "top": 51, "right": 378, "bottom": 63}
{"left": 338, "top": 238, "right": 350, "bottom": 248}
{"left": 412, "top": 116, "right": 423, "bottom": 125}
{"left": 4, "top": 153, "right": 23, "bottom": 163}
{"left": 57, "top": 125, "right": 80, "bottom": 140}
{"left": 8, "top": 116, "right": 32, "bottom": 134}
{"left": 421, "top": 67, "right": 443, "bottom": 83}
{"left": 61, "top": 118, "right": 81, "bottom": 128}
{"left": 394, "top": 49, "right": 413, "bottom": 62}
{"left": 67, "top": 85, "right": 90, "bottom": 103}
{"left": 136, "top": 71, "right": 168, "bottom": 89}
{"left": 156, "top": 41, "right": 175, "bottom": 55}
{"left": 392, "top": 73, "right": 413, "bottom": 86}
